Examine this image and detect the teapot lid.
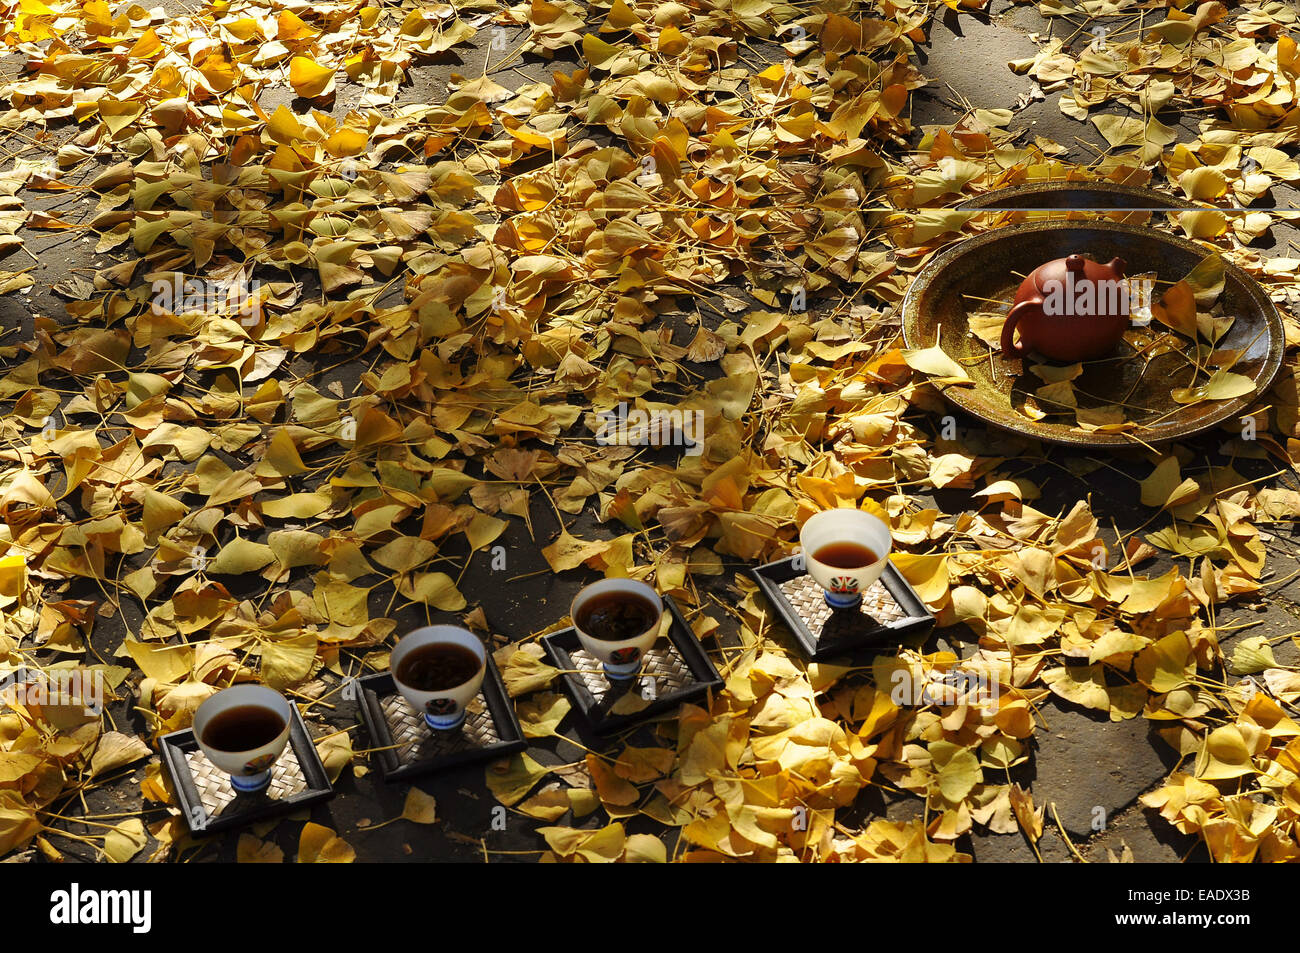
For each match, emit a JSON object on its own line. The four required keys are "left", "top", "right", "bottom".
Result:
{"left": 1032, "top": 254, "right": 1087, "bottom": 289}
{"left": 1030, "top": 254, "right": 1127, "bottom": 291}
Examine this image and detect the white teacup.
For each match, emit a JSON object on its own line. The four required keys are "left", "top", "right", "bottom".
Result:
{"left": 571, "top": 579, "right": 664, "bottom": 681}
{"left": 193, "top": 685, "right": 293, "bottom": 794}
{"left": 798, "top": 508, "right": 893, "bottom": 610}
{"left": 390, "top": 626, "right": 487, "bottom": 731}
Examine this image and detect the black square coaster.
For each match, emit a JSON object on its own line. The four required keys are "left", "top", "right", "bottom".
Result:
{"left": 160, "top": 703, "right": 334, "bottom": 838}
{"left": 749, "top": 557, "right": 935, "bottom": 660}
{"left": 541, "top": 595, "right": 723, "bottom": 737}
{"left": 356, "top": 656, "right": 525, "bottom": 782}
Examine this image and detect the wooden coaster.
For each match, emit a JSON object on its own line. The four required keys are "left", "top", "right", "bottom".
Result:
{"left": 160, "top": 704, "right": 333, "bottom": 837}
{"left": 356, "top": 657, "right": 525, "bottom": 782}
{"left": 541, "top": 595, "right": 723, "bottom": 737}
{"left": 749, "top": 557, "right": 935, "bottom": 660}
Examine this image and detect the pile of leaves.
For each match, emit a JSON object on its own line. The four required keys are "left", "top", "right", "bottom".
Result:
{"left": 0, "top": 0, "right": 1296, "bottom": 862}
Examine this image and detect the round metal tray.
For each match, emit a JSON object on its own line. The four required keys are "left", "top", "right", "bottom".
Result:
{"left": 957, "top": 181, "right": 1198, "bottom": 213}
{"left": 899, "top": 219, "right": 1285, "bottom": 448}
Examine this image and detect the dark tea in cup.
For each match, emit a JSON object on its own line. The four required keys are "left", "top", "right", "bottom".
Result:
{"left": 575, "top": 590, "right": 661, "bottom": 641}
{"left": 811, "top": 541, "right": 879, "bottom": 570}
{"left": 388, "top": 626, "right": 488, "bottom": 731}
{"left": 395, "top": 642, "right": 483, "bottom": 692}
{"left": 192, "top": 685, "right": 294, "bottom": 793}
{"left": 570, "top": 579, "right": 664, "bottom": 682}
{"left": 799, "top": 508, "right": 894, "bottom": 610}
{"left": 201, "top": 705, "right": 287, "bottom": 752}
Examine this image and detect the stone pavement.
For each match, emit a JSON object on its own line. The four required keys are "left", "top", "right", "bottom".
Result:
{"left": 6, "top": 0, "right": 1298, "bottom": 863}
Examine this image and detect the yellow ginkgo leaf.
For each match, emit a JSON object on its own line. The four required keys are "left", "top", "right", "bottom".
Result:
{"left": 298, "top": 822, "right": 355, "bottom": 863}
{"left": 324, "top": 127, "right": 368, "bottom": 158}
{"left": 1178, "top": 166, "right": 1227, "bottom": 201}
{"left": 237, "top": 834, "right": 284, "bottom": 863}
{"left": 1172, "top": 370, "right": 1257, "bottom": 404}
{"left": 1150, "top": 279, "right": 1197, "bottom": 338}
{"left": 901, "top": 344, "right": 970, "bottom": 382}
{"left": 259, "top": 427, "right": 307, "bottom": 477}
{"left": 208, "top": 538, "right": 276, "bottom": 574}
{"left": 1135, "top": 630, "right": 1194, "bottom": 693}
{"left": 1195, "top": 725, "right": 1254, "bottom": 781}
{"left": 1228, "top": 636, "right": 1276, "bottom": 675}
{"left": 398, "top": 571, "right": 466, "bottom": 611}
{"left": 486, "top": 752, "right": 550, "bottom": 807}
{"left": 1139, "top": 458, "right": 1200, "bottom": 510}
{"left": 935, "top": 746, "right": 982, "bottom": 803}
{"left": 400, "top": 787, "right": 438, "bottom": 824}
{"left": 289, "top": 56, "right": 335, "bottom": 99}
{"left": 101, "top": 819, "right": 147, "bottom": 863}
{"left": 1175, "top": 209, "right": 1227, "bottom": 239}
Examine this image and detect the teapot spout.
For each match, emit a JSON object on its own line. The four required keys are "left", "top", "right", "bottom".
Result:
{"left": 1107, "top": 256, "right": 1127, "bottom": 278}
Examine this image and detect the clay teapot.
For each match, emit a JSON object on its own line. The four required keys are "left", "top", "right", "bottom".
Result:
{"left": 1000, "top": 254, "right": 1130, "bottom": 362}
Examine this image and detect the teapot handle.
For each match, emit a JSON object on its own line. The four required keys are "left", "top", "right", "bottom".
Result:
{"left": 1001, "top": 300, "right": 1038, "bottom": 356}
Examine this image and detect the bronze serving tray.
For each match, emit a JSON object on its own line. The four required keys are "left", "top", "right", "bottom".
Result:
{"left": 899, "top": 219, "right": 1284, "bottom": 448}
{"left": 958, "top": 181, "right": 1198, "bottom": 218}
